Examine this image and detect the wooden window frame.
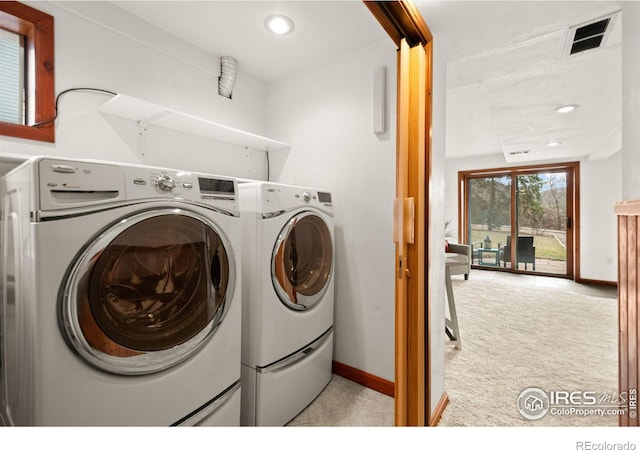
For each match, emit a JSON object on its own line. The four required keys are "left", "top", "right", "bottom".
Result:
{"left": 0, "top": 1, "right": 54, "bottom": 143}
{"left": 458, "top": 161, "right": 580, "bottom": 280}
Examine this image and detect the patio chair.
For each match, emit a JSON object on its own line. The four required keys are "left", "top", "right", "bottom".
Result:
{"left": 470, "top": 241, "right": 482, "bottom": 263}
{"left": 500, "top": 236, "right": 536, "bottom": 270}
{"left": 446, "top": 243, "right": 471, "bottom": 280}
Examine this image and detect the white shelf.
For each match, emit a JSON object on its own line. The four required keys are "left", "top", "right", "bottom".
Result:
{"left": 98, "top": 94, "right": 291, "bottom": 152}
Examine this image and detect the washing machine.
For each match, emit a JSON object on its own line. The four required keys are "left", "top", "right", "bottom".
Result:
{"left": 239, "top": 182, "right": 334, "bottom": 426}
{"left": 0, "top": 156, "right": 242, "bottom": 426}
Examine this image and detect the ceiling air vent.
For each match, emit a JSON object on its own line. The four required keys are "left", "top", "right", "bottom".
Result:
{"left": 508, "top": 150, "right": 531, "bottom": 156}
{"left": 565, "top": 13, "right": 616, "bottom": 57}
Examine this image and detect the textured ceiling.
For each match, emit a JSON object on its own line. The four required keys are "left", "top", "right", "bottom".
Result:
{"left": 418, "top": 0, "right": 622, "bottom": 163}
{"left": 113, "top": 0, "right": 623, "bottom": 164}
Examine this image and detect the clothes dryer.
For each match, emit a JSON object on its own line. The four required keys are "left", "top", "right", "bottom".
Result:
{"left": 0, "top": 157, "right": 241, "bottom": 426}
{"left": 239, "top": 182, "right": 334, "bottom": 426}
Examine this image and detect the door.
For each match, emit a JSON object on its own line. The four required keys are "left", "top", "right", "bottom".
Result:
{"left": 366, "top": 0, "right": 433, "bottom": 426}
{"left": 466, "top": 175, "right": 512, "bottom": 269}
{"left": 394, "top": 38, "right": 429, "bottom": 426}
{"left": 461, "top": 162, "right": 578, "bottom": 278}
{"left": 513, "top": 172, "right": 571, "bottom": 275}
{"left": 272, "top": 211, "right": 333, "bottom": 310}
{"left": 61, "top": 208, "right": 235, "bottom": 375}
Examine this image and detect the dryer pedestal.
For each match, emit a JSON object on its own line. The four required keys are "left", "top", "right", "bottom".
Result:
{"left": 241, "top": 329, "right": 333, "bottom": 426}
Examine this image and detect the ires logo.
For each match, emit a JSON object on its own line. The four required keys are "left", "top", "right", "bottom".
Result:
{"left": 549, "top": 391, "right": 598, "bottom": 405}
{"left": 629, "top": 388, "right": 637, "bottom": 419}
{"left": 518, "top": 388, "right": 631, "bottom": 420}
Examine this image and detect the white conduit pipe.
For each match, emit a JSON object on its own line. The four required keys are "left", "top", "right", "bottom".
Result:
{"left": 218, "top": 56, "right": 237, "bottom": 99}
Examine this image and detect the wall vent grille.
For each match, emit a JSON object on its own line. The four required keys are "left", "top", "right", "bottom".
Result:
{"left": 508, "top": 150, "right": 531, "bottom": 156}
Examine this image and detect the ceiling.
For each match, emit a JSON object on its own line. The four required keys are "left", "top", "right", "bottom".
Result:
{"left": 112, "top": 1, "right": 386, "bottom": 82}
{"left": 112, "top": 1, "right": 623, "bottom": 164}
{"left": 419, "top": 1, "right": 622, "bottom": 164}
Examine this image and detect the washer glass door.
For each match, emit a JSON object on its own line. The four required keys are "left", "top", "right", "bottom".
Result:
{"left": 62, "top": 209, "right": 234, "bottom": 375}
{"left": 271, "top": 212, "right": 333, "bottom": 310}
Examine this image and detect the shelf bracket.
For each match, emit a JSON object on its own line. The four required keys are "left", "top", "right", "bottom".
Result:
{"left": 137, "top": 110, "right": 171, "bottom": 157}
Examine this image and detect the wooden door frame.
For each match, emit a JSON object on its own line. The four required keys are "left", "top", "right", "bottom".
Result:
{"left": 365, "top": 0, "right": 433, "bottom": 426}
{"left": 616, "top": 200, "right": 640, "bottom": 427}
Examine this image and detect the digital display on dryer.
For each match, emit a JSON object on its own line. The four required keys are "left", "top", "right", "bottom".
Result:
{"left": 198, "top": 177, "right": 235, "bottom": 196}
{"left": 318, "top": 192, "right": 332, "bottom": 204}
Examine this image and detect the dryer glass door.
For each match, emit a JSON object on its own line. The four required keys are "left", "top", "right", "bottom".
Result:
{"left": 272, "top": 212, "right": 333, "bottom": 310}
{"left": 62, "top": 209, "right": 234, "bottom": 375}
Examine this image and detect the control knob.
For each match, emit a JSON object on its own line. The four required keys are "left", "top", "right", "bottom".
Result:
{"left": 157, "top": 175, "right": 176, "bottom": 192}
{"left": 302, "top": 191, "right": 311, "bottom": 203}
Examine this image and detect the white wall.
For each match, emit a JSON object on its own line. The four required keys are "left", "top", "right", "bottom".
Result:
{"left": 444, "top": 153, "right": 621, "bottom": 283}
{"left": 429, "top": 40, "right": 447, "bottom": 416}
{"left": 580, "top": 153, "right": 622, "bottom": 281}
{"left": 1, "top": 0, "right": 451, "bottom": 401}
{"left": 266, "top": 33, "right": 450, "bottom": 410}
{"left": 266, "top": 39, "right": 397, "bottom": 381}
{"left": 622, "top": 2, "right": 640, "bottom": 201}
{"left": 0, "top": 1, "right": 269, "bottom": 179}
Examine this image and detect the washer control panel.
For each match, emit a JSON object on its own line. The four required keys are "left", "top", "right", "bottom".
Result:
{"left": 125, "top": 167, "right": 236, "bottom": 208}
{"left": 156, "top": 174, "right": 177, "bottom": 192}
{"left": 38, "top": 158, "right": 127, "bottom": 211}
{"left": 35, "top": 158, "right": 237, "bottom": 211}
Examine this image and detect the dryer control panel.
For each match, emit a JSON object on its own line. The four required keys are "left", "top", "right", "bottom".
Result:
{"left": 245, "top": 182, "right": 332, "bottom": 215}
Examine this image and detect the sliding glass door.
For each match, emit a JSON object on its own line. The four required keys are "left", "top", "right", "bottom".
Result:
{"left": 460, "top": 163, "right": 577, "bottom": 278}
{"left": 513, "top": 172, "right": 568, "bottom": 275}
{"left": 467, "top": 176, "right": 511, "bottom": 269}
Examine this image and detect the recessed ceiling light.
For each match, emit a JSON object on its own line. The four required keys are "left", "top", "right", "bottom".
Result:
{"left": 264, "top": 15, "right": 294, "bottom": 35}
{"left": 555, "top": 105, "right": 578, "bottom": 113}
{"left": 547, "top": 141, "right": 562, "bottom": 147}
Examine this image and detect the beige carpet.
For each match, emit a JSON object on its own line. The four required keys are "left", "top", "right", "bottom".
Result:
{"left": 439, "top": 270, "right": 619, "bottom": 427}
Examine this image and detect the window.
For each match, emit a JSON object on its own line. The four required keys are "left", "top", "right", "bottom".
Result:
{"left": 0, "top": 2, "right": 54, "bottom": 143}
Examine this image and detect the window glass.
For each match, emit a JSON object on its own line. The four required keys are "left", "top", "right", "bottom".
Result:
{"left": 0, "top": 28, "right": 24, "bottom": 124}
